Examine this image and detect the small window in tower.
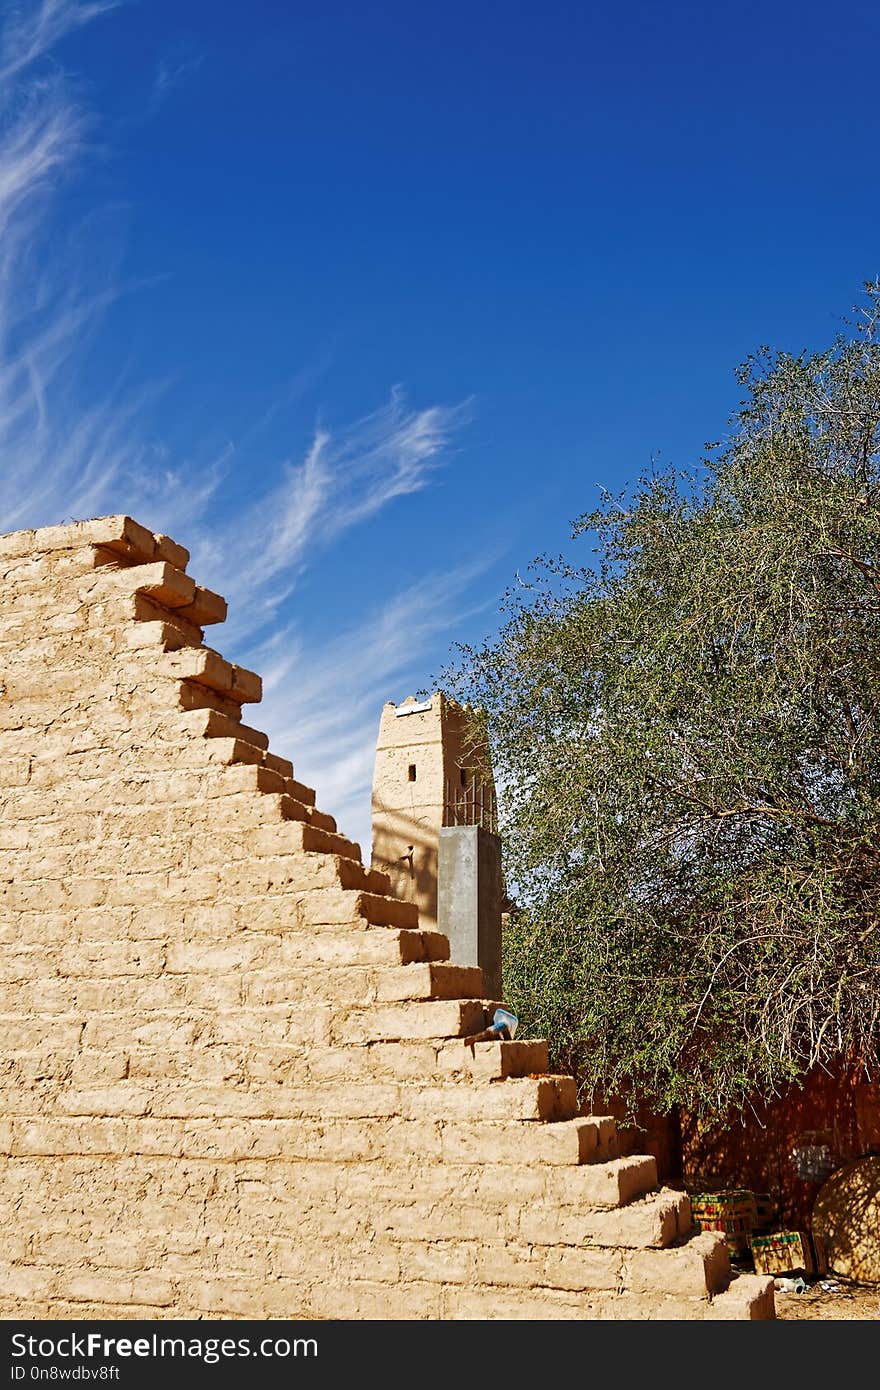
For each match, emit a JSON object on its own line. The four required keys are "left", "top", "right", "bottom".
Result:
{"left": 460, "top": 768, "right": 467, "bottom": 787}
{"left": 408, "top": 764, "right": 417, "bottom": 782}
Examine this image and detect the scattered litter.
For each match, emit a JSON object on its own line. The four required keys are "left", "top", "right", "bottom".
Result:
{"left": 791, "top": 1141, "right": 836, "bottom": 1183}
{"left": 819, "top": 1280, "right": 841, "bottom": 1292}
{"left": 490, "top": 1007, "right": 518, "bottom": 1038}
{"left": 463, "top": 1007, "right": 519, "bottom": 1046}
{"left": 774, "top": 1276, "right": 808, "bottom": 1293}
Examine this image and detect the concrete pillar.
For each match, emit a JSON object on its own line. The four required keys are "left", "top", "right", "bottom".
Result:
{"left": 437, "top": 824, "right": 502, "bottom": 999}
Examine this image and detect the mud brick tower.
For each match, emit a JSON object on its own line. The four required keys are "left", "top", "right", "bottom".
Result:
{"left": 370, "top": 693, "right": 496, "bottom": 931}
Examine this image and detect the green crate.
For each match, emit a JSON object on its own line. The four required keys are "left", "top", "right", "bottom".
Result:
{"left": 689, "top": 1189, "right": 758, "bottom": 1255}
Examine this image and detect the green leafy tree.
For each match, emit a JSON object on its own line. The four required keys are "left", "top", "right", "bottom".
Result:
{"left": 445, "top": 282, "right": 880, "bottom": 1117}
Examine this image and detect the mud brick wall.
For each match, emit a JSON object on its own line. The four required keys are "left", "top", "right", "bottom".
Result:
{"left": 0, "top": 517, "right": 774, "bottom": 1320}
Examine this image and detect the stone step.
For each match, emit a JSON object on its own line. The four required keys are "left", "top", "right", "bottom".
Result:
{"left": 172, "top": 715, "right": 312, "bottom": 802}
{"left": 129, "top": 591, "right": 203, "bottom": 645}
{"left": 125, "top": 579, "right": 226, "bottom": 633}
{"left": 95, "top": 559, "right": 196, "bottom": 610}
{"left": 178, "top": 586, "right": 226, "bottom": 628}
{"left": 560, "top": 1155, "right": 659, "bottom": 1206}
{"left": 190, "top": 737, "right": 311, "bottom": 801}
{"left": 215, "top": 763, "right": 286, "bottom": 798}
{"left": 210, "top": 790, "right": 341, "bottom": 846}
{"left": 111, "top": 517, "right": 176, "bottom": 565}
{"left": 471, "top": 1228, "right": 728, "bottom": 1298}
{"left": 179, "top": 707, "right": 269, "bottom": 751}
{"left": 262, "top": 750, "right": 294, "bottom": 780}
{"left": 131, "top": 560, "right": 195, "bottom": 609}
{"left": 581, "top": 1113, "right": 619, "bottom": 1160}
{"left": 405, "top": 1075, "right": 579, "bottom": 1123}
{"left": 152, "top": 533, "right": 190, "bottom": 571}
{"left": 441, "top": 1115, "right": 621, "bottom": 1167}
{"left": 176, "top": 681, "right": 249, "bottom": 722}
{"left": 519, "top": 1187, "right": 692, "bottom": 1249}
{"left": 283, "top": 819, "right": 363, "bottom": 863}
{"left": 348, "top": 892, "right": 421, "bottom": 931}
{"left": 278, "top": 928, "right": 449, "bottom": 967}
{"left": 340, "top": 999, "right": 487, "bottom": 1043}
{"left": 363, "top": 865, "right": 391, "bottom": 894}
{"left": 435, "top": 1286, "right": 679, "bottom": 1321}
{"left": 621, "top": 1231, "right": 731, "bottom": 1298}
{"left": 398, "top": 930, "right": 449, "bottom": 962}
{"left": 161, "top": 647, "right": 262, "bottom": 705}
{"left": 305, "top": 1039, "right": 542, "bottom": 1085}
{"left": 289, "top": 852, "right": 387, "bottom": 896}
{"left": 201, "top": 736, "right": 267, "bottom": 770}
{"left": 280, "top": 775, "right": 317, "bottom": 807}
{"left": 125, "top": 620, "right": 195, "bottom": 653}
{"left": 437, "top": 1038, "right": 551, "bottom": 1080}
{"left": 285, "top": 782, "right": 329, "bottom": 825}
{"left": 322, "top": 928, "right": 444, "bottom": 961}
{"left": 290, "top": 887, "right": 419, "bottom": 931}
{"left": 703, "top": 1272, "right": 776, "bottom": 1319}
{"left": 284, "top": 845, "right": 386, "bottom": 900}
{"left": 375, "top": 963, "right": 485, "bottom": 1002}
{"left": 0, "top": 514, "right": 158, "bottom": 563}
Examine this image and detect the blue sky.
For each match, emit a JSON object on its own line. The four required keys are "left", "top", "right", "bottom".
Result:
{"left": 1, "top": 0, "right": 878, "bottom": 850}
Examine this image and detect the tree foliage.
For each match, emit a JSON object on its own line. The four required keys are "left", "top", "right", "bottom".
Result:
{"left": 445, "top": 282, "right": 880, "bottom": 1116}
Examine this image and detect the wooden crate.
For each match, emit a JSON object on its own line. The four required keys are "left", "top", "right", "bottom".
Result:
{"left": 750, "top": 1230, "right": 814, "bottom": 1275}
{"left": 689, "top": 1190, "right": 757, "bottom": 1256}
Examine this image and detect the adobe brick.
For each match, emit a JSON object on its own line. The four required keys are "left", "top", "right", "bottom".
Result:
{"left": 542, "top": 1154, "right": 659, "bottom": 1207}
{"left": 406, "top": 1077, "right": 578, "bottom": 1123}
{"left": 519, "top": 1189, "right": 689, "bottom": 1249}
{"left": 442, "top": 1116, "right": 600, "bottom": 1166}
{"left": 375, "top": 962, "right": 484, "bottom": 1002}
{"left": 179, "top": 585, "right": 227, "bottom": 628}
{"left": 442, "top": 1284, "right": 588, "bottom": 1319}
{"left": 338, "top": 999, "right": 486, "bottom": 1043}
{"left": 153, "top": 533, "right": 190, "bottom": 570}
{"left": 704, "top": 1273, "right": 776, "bottom": 1319}
{"left": 545, "top": 1243, "right": 629, "bottom": 1291}
{"left": 436, "top": 1038, "right": 551, "bottom": 1079}
{"left": 626, "top": 1231, "right": 730, "bottom": 1296}
{"left": 310, "top": 1279, "right": 442, "bottom": 1320}
{"left": 0, "top": 515, "right": 154, "bottom": 562}
{"left": 178, "top": 706, "right": 270, "bottom": 749}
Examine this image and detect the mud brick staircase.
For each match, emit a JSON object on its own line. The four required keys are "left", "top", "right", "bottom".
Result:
{"left": 0, "top": 516, "right": 775, "bottom": 1319}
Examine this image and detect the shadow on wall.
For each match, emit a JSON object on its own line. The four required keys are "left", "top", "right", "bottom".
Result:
{"left": 585, "top": 1089, "right": 684, "bottom": 1188}
{"left": 679, "top": 1065, "right": 880, "bottom": 1229}
{"left": 586, "top": 1067, "right": 880, "bottom": 1232}
{"left": 370, "top": 809, "right": 439, "bottom": 919}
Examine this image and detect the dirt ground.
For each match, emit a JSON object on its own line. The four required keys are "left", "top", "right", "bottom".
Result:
{"left": 770, "top": 1275, "right": 880, "bottom": 1320}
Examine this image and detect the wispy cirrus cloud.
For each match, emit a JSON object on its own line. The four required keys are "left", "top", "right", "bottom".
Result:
{"left": 0, "top": 1, "right": 469, "bottom": 581}
{"left": 0, "top": 0, "right": 119, "bottom": 84}
{"left": 0, "top": 1, "right": 489, "bottom": 848}
{"left": 148, "top": 42, "right": 204, "bottom": 116}
{"left": 0, "top": 1, "right": 213, "bottom": 534}
{"left": 187, "top": 387, "right": 472, "bottom": 632}
{"left": 0, "top": 85, "right": 79, "bottom": 231}
{"left": 244, "top": 554, "right": 500, "bottom": 850}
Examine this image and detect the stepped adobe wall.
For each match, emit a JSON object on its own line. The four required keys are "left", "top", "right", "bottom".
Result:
{"left": 0, "top": 516, "right": 774, "bottom": 1320}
